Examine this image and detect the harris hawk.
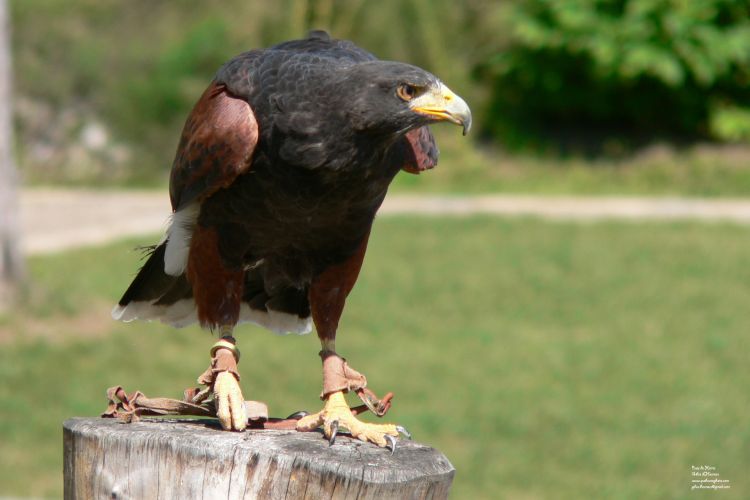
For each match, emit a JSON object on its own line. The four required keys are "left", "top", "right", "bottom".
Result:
{"left": 112, "top": 31, "right": 471, "bottom": 449}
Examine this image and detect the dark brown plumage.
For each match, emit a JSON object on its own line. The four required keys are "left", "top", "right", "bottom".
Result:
{"left": 113, "top": 31, "right": 471, "bottom": 440}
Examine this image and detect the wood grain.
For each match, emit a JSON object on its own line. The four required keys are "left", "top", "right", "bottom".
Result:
{"left": 64, "top": 418, "right": 454, "bottom": 499}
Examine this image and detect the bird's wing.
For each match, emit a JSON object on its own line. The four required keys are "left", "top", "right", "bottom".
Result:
{"left": 400, "top": 126, "right": 439, "bottom": 174}
{"left": 169, "top": 81, "right": 259, "bottom": 211}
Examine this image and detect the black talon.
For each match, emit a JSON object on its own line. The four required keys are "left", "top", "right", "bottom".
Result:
{"left": 385, "top": 434, "right": 397, "bottom": 455}
{"left": 286, "top": 410, "right": 309, "bottom": 420}
{"left": 329, "top": 420, "right": 339, "bottom": 445}
{"left": 396, "top": 425, "right": 412, "bottom": 440}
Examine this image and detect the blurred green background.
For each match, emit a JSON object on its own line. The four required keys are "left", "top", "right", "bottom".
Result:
{"left": 2, "top": 0, "right": 750, "bottom": 499}
{"left": 10, "top": 0, "right": 750, "bottom": 193}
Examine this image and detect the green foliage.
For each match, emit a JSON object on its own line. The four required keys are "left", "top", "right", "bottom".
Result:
{"left": 120, "top": 19, "right": 232, "bottom": 129}
{"left": 709, "top": 104, "right": 750, "bottom": 142}
{"left": 479, "top": 0, "right": 750, "bottom": 147}
{"left": 108, "top": 17, "right": 236, "bottom": 169}
{"left": 9, "top": 0, "right": 750, "bottom": 185}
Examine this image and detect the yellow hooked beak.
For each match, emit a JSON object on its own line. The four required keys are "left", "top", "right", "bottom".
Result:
{"left": 410, "top": 82, "right": 472, "bottom": 135}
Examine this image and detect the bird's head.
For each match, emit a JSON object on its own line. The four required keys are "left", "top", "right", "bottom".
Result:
{"left": 340, "top": 61, "right": 472, "bottom": 137}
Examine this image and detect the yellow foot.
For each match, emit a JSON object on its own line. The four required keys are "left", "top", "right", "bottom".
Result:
{"left": 296, "top": 391, "right": 409, "bottom": 451}
{"left": 213, "top": 371, "right": 247, "bottom": 431}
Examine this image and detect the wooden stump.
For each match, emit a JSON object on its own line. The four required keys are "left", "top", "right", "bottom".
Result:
{"left": 63, "top": 418, "right": 455, "bottom": 499}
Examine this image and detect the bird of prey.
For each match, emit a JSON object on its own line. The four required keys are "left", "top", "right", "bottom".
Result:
{"left": 112, "top": 31, "right": 471, "bottom": 448}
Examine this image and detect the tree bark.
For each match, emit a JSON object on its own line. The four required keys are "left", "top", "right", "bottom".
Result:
{"left": 0, "top": 0, "right": 24, "bottom": 310}
{"left": 64, "top": 418, "right": 455, "bottom": 499}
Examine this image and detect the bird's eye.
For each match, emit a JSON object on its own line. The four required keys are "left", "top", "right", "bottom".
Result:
{"left": 397, "top": 84, "right": 418, "bottom": 101}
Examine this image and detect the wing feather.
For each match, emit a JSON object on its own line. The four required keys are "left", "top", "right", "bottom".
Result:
{"left": 169, "top": 81, "right": 259, "bottom": 211}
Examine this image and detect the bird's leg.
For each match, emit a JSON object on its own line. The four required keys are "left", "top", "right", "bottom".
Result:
{"left": 296, "top": 339, "right": 409, "bottom": 450}
{"left": 298, "top": 234, "right": 408, "bottom": 450}
{"left": 196, "top": 326, "right": 247, "bottom": 431}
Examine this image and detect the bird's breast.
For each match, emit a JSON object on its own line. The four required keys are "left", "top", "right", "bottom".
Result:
{"left": 199, "top": 158, "right": 395, "bottom": 273}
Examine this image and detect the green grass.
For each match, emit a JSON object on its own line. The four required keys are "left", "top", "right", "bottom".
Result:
{"left": 2, "top": 218, "right": 749, "bottom": 498}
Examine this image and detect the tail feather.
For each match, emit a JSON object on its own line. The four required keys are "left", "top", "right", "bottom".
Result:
{"left": 118, "top": 243, "right": 176, "bottom": 305}
{"left": 112, "top": 241, "right": 312, "bottom": 334}
{"left": 112, "top": 242, "right": 192, "bottom": 323}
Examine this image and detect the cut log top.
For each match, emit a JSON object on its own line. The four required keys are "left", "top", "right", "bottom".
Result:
{"left": 63, "top": 417, "right": 455, "bottom": 500}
